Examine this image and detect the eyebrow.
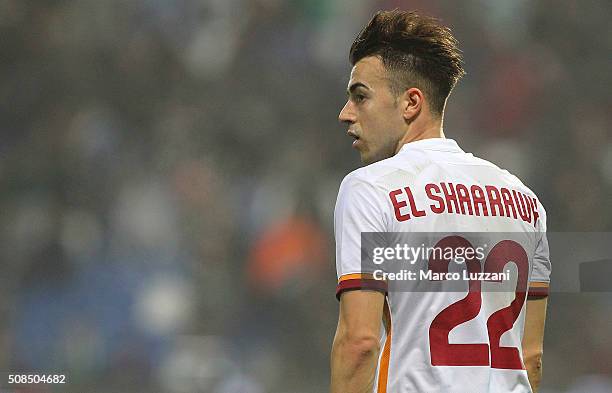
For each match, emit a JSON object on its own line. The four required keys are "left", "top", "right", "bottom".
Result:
{"left": 347, "top": 82, "right": 370, "bottom": 95}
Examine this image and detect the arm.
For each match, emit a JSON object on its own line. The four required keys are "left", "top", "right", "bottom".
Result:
{"left": 522, "top": 282, "right": 549, "bottom": 392}
{"left": 331, "top": 290, "right": 385, "bottom": 393}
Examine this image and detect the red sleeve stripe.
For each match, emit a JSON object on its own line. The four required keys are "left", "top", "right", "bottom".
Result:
{"left": 527, "top": 286, "right": 549, "bottom": 299}
{"left": 336, "top": 278, "right": 388, "bottom": 300}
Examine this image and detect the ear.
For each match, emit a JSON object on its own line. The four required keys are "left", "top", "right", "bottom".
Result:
{"left": 400, "top": 87, "right": 424, "bottom": 121}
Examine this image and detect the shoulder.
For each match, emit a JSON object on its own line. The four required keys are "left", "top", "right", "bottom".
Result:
{"left": 469, "top": 152, "right": 548, "bottom": 229}
{"left": 335, "top": 160, "right": 405, "bottom": 220}
{"left": 338, "top": 156, "right": 410, "bottom": 193}
{"left": 336, "top": 167, "right": 384, "bottom": 209}
{"left": 470, "top": 153, "right": 540, "bottom": 196}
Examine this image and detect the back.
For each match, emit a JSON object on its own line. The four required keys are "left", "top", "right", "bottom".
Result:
{"left": 334, "top": 138, "right": 551, "bottom": 393}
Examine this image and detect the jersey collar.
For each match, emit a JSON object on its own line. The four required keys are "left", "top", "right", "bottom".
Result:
{"left": 398, "top": 138, "right": 463, "bottom": 154}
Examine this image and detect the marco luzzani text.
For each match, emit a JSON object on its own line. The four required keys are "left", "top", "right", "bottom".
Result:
{"left": 371, "top": 244, "right": 511, "bottom": 282}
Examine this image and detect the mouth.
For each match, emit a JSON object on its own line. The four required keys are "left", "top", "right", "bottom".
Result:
{"left": 347, "top": 130, "right": 361, "bottom": 148}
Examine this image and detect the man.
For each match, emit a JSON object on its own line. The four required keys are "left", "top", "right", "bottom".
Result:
{"left": 330, "top": 10, "right": 550, "bottom": 393}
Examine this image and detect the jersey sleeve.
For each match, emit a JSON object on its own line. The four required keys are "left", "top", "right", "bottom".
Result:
{"left": 529, "top": 200, "right": 551, "bottom": 299}
{"left": 334, "top": 173, "right": 388, "bottom": 300}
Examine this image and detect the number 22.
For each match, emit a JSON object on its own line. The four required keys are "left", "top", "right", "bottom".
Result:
{"left": 428, "top": 236, "right": 528, "bottom": 369}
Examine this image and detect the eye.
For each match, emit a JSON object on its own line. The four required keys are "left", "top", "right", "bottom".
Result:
{"left": 354, "top": 94, "right": 366, "bottom": 103}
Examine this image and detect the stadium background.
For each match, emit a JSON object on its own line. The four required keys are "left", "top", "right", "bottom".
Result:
{"left": 1, "top": 0, "right": 611, "bottom": 392}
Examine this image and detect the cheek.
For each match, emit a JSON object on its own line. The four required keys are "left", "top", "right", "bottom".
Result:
{"left": 360, "top": 103, "right": 396, "bottom": 136}
{"left": 370, "top": 110, "right": 394, "bottom": 131}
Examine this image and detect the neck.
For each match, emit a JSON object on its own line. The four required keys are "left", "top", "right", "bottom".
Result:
{"left": 394, "top": 116, "right": 445, "bottom": 154}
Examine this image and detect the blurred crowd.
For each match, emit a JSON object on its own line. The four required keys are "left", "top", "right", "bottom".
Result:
{"left": 0, "top": 0, "right": 611, "bottom": 392}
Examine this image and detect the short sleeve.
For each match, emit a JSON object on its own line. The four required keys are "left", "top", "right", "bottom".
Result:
{"left": 334, "top": 173, "right": 388, "bottom": 299}
{"left": 531, "top": 233, "right": 551, "bottom": 284}
{"left": 529, "top": 201, "right": 551, "bottom": 298}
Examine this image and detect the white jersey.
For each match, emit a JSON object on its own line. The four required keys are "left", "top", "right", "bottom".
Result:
{"left": 334, "top": 138, "right": 551, "bottom": 393}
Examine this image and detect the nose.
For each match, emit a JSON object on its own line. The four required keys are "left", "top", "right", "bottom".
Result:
{"left": 338, "top": 100, "right": 356, "bottom": 124}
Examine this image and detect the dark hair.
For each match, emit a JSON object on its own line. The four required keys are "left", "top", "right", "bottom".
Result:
{"left": 349, "top": 10, "right": 465, "bottom": 115}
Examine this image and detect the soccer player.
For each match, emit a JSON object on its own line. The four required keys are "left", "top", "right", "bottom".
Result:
{"left": 330, "top": 10, "right": 550, "bottom": 393}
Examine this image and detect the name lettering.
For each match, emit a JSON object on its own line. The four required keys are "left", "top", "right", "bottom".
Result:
{"left": 388, "top": 183, "right": 541, "bottom": 226}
